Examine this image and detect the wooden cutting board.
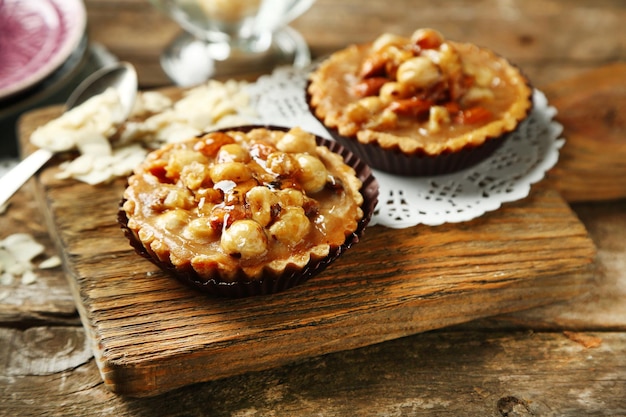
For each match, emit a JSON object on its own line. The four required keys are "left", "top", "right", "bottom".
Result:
{"left": 17, "top": 68, "right": 610, "bottom": 397}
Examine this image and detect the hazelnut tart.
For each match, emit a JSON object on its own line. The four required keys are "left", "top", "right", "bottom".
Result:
{"left": 307, "top": 28, "right": 533, "bottom": 176}
{"left": 119, "top": 125, "right": 378, "bottom": 297}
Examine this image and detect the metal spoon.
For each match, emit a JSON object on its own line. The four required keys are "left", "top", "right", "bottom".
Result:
{"left": 0, "top": 62, "right": 138, "bottom": 207}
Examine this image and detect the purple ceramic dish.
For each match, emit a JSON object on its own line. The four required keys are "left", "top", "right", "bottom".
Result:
{"left": 0, "top": 0, "right": 86, "bottom": 101}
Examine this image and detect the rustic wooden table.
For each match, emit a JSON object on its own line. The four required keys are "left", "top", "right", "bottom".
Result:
{"left": 2, "top": 0, "right": 625, "bottom": 415}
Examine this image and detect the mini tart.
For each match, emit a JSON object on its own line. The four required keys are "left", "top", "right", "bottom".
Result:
{"left": 307, "top": 29, "right": 533, "bottom": 176}
{"left": 119, "top": 125, "right": 378, "bottom": 297}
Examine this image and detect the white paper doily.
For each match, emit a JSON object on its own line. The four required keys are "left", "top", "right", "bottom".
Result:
{"left": 251, "top": 67, "right": 565, "bottom": 228}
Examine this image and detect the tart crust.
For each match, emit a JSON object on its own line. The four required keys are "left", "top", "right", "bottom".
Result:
{"left": 307, "top": 30, "right": 533, "bottom": 175}
{"left": 119, "top": 126, "right": 378, "bottom": 297}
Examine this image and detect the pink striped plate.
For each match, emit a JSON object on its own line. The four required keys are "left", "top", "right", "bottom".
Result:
{"left": 0, "top": 0, "right": 87, "bottom": 100}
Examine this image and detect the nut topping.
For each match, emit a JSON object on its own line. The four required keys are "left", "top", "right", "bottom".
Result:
{"left": 347, "top": 28, "right": 498, "bottom": 135}
{"left": 122, "top": 127, "right": 364, "bottom": 274}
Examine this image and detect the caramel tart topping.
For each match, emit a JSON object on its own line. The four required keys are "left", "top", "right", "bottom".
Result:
{"left": 308, "top": 29, "right": 533, "bottom": 156}
{"left": 122, "top": 127, "right": 364, "bottom": 280}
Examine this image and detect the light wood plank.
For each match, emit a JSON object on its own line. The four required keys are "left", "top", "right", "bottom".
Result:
{"left": 0, "top": 183, "right": 77, "bottom": 326}
{"left": 465, "top": 199, "right": 626, "bottom": 332}
{"left": 545, "top": 63, "right": 626, "bottom": 202}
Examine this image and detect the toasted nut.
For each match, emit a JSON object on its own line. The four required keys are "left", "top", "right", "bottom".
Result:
{"left": 184, "top": 217, "right": 217, "bottom": 242}
{"left": 359, "top": 52, "right": 387, "bottom": 78}
{"left": 195, "top": 188, "right": 223, "bottom": 206}
{"left": 166, "top": 149, "right": 208, "bottom": 181}
{"left": 180, "top": 161, "right": 211, "bottom": 190}
{"left": 410, "top": 28, "right": 445, "bottom": 50}
{"left": 248, "top": 141, "right": 277, "bottom": 161}
{"left": 455, "top": 106, "right": 493, "bottom": 124}
{"left": 266, "top": 151, "right": 299, "bottom": 177}
{"left": 466, "top": 63, "right": 495, "bottom": 87}
{"left": 163, "top": 188, "right": 195, "bottom": 210}
{"left": 388, "top": 98, "right": 433, "bottom": 118}
{"left": 277, "top": 188, "right": 305, "bottom": 207}
{"left": 209, "top": 162, "right": 252, "bottom": 183}
{"left": 437, "top": 42, "right": 463, "bottom": 77}
{"left": 344, "top": 102, "right": 373, "bottom": 125}
{"left": 246, "top": 186, "right": 278, "bottom": 227}
{"left": 220, "top": 219, "right": 268, "bottom": 258}
{"left": 269, "top": 207, "right": 310, "bottom": 247}
{"left": 383, "top": 46, "right": 415, "bottom": 79}
{"left": 372, "top": 33, "right": 407, "bottom": 52}
{"left": 208, "top": 204, "right": 246, "bottom": 231}
{"left": 461, "top": 87, "right": 495, "bottom": 105}
{"left": 354, "top": 77, "right": 389, "bottom": 97}
{"left": 216, "top": 143, "right": 250, "bottom": 163}
{"left": 276, "top": 127, "right": 317, "bottom": 155}
{"left": 379, "top": 81, "right": 414, "bottom": 103}
{"left": 428, "top": 105, "right": 451, "bottom": 133}
{"left": 296, "top": 154, "right": 328, "bottom": 194}
{"left": 396, "top": 56, "right": 441, "bottom": 89}
{"left": 356, "top": 96, "right": 386, "bottom": 113}
{"left": 367, "top": 108, "right": 399, "bottom": 130}
{"left": 155, "top": 209, "right": 189, "bottom": 231}
{"left": 194, "top": 132, "right": 236, "bottom": 157}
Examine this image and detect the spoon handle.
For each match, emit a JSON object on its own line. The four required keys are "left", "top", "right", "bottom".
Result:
{"left": 0, "top": 149, "right": 53, "bottom": 207}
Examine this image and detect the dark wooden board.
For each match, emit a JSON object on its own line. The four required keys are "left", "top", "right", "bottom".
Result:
{"left": 18, "top": 103, "right": 596, "bottom": 397}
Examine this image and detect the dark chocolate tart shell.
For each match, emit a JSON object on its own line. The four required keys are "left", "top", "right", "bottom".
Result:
{"left": 319, "top": 120, "right": 512, "bottom": 177}
{"left": 118, "top": 125, "right": 379, "bottom": 298}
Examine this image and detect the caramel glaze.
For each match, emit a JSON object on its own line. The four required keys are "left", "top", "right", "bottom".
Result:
{"left": 122, "top": 128, "right": 364, "bottom": 280}
{"left": 308, "top": 41, "right": 533, "bottom": 156}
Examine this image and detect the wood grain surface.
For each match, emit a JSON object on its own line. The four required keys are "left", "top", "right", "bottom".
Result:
{"left": 2, "top": 325, "right": 624, "bottom": 416}
{"left": 18, "top": 105, "right": 596, "bottom": 397}
{"left": 85, "top": 0, "right": 626, "bottom": 90}
{"left": 0, "top": 181, "right": 77, "bottom": 327}
{"left": 3, "top": 0, "right": 626, "bottom": 414}
{"left": 544, "top": 63, "right": 626, "bottom": 202}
